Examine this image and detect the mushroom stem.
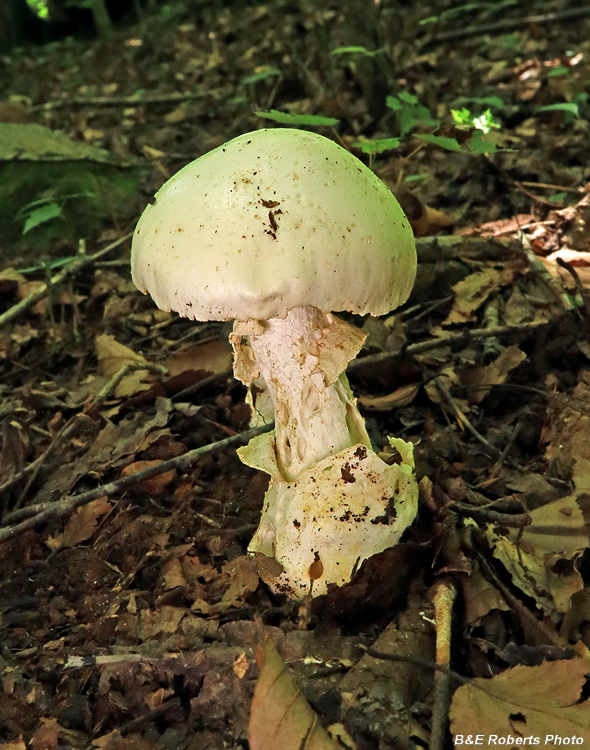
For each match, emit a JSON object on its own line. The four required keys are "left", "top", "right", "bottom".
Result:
{"left": 231, "top": 305, "right": 371, "bottom": 481}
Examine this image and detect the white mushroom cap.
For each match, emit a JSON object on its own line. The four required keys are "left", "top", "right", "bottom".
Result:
{"left": 131, "top": 128, "right": 416, "bottom": 321}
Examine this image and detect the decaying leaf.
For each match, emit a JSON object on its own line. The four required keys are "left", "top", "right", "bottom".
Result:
{"left": 485, "top": 494, "right": 589, "bottom": 618}
{"left": 47, "top": 496, "right": 112, "bottom": 549}
{"left": 120, "top": 459, "right": 177, "bottom": 495}
{"left": 166, "top": 338, "right": 232, "bottom": 376}
{"left": 249, "top": 636, "right": 337, "bottom": 750}
{"left": 444, "top": 267, "right": 513, "bottom": 325}
{"left": 462, "top": 345, "right": 526, "bottom": 404}
{"left": 450, "top": 659, "right": 590, "bottom": 746}
{"left": 96, "top": 333, "right": 154, "bottom": 397}
{"left": 358, "top": 384, "right": 419, "bottom": 411}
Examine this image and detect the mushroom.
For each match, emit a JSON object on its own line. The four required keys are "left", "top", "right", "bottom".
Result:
{"left": 131, "top": 128, "right": 418, "bottom": 598}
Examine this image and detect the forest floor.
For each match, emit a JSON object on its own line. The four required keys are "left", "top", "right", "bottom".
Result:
{"left": 1, "top": 1, "right": 590, "bottom": 748}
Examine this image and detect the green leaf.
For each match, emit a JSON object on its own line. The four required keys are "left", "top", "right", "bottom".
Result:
{"left": 536, "top": 102, "right": 580, "bottom": 117}
{"left": 397, "top": 91, "right": 418, "bottom": 105}
{"left": 331, "top": 46, "right": 377, "bottom": 57}
{"left": 547, "top": 67, "right": 570, "bottom": 77}
{"left": 254, "top": 110, "right": 340, "bottom": 126}
{"left": 418, "top": 15, "right": 439, "bottom": 26}
{"left": 240, "top": 67, "right": 280, "bottom": 85}
{"left": 386, "top": 95, "right": 403, "bottom": 111}
{"left": 399, "top": 109, "right": 417, "bottom": 137}
{"left": 416, "top": 134, "right": 463, "bottom": 152}
{"left": 468, "top": 129, "right": 500, "bottom": 153}
{"left": 352, "top": 137, "right": 400, "bottom": 154}
{"left": 22, "top": 202, "right": 62, "bottom": 234}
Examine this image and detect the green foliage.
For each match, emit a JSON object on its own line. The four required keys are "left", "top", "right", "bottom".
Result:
{"left": 330, "top": 46, "right": 383, "bottom": 59}
{"left": 536, "top": 101, "right": 580, "bottom": 119}
{"left": 352, "top": 137, "right": 400, "bottom": 155}
{"left": 451, "top": 107, "right": 501, "bottom": 133}
{"left": 500, "top": 33, "right": 521, "bottom": 50}
{"left": 20, "top": 200, "right": 63, "bottom": 234}
{"left": 26, "top": 0, "right": 49, "bottom": 19}
{"left": 547, "top": 67, "right": 571, "bottom": 78}
{"left": 416, "top": 130, "right": 501, "bottom": 155}
{"left": 255, "top": 110, "right": 339, "bottom": 127}
{"left": 240, "top": 67, "right": 281, "bottom": 86}
{"left": 17, "top": 191, "right": 97, "bottom": 235}
{"left": 0, "top": 162, "right": 138, "bottom": 249}
{"left": 453, "top": 96, "right": 505, "bottom": 109}
{"left": 386, "top": 93, "right": 439, "bottom": 137}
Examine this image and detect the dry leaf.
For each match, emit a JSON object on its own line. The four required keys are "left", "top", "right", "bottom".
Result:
{"left": 485, "top": 494, "right": 589, "bottom": 618}
{"left": 462, "top": 346, "right": 526, "bottom": 404}
{"left": 120, "top": 459, "right": 177, "bottom": 495}
{"left": 358, "top": 384, "right": 419, "bottom": 411}
{"left": 47, "top": 497, "right": 112, "bottom": 550}
{"left": 444, "top": 268, "right": 504, "bottom": 325}
{"left": 166, "top": 339, "right": 232, "bottom": 377}
{"left": 249, "top": 636, "right": 336, "bottom": 750}
{"left": 96, "top": 334, "right": 154, "bottom": 397}
{"left": 450, "top": 659, "right": 590, "bottom": 747}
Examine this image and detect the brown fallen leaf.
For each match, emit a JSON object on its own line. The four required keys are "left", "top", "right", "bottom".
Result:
{"left": 96, "top": 334, "right": 154, "bottom": 397}
{"left": 485, "top": 494, "right": 589, "bottom": 618}
{"left": 249, "top": 636, "right": 337, "bottom": 750}
{"left": 462, "top": 345, "right": 526, "bottom": 404}
{"left": 358, "top": 384, "right": 419, "bottom": 411}
{"left": 443, "top": 267, "right": 514, "bottom": 326}
{"left": 47, "top": 496, "right": 112, "bottom": 549}
{"left": 120, "top": 459, "right": 177, "bottom": 496}
{"left": 450, "top": 659, "right": 590, "bottom": 747}
{"left": 166, "top": 339, "right": 232, "bottom": 377}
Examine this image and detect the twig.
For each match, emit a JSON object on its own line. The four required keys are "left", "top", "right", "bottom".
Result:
{"left": 433, "top": 377, "right": 525, "bottom": 471}
{"left": 430, "top": 579, "right": 457, "bottom": 750}
{"left": 358, "top": 644, "right": 470, "bottom": 686}
{"left": 475, "top": 552, "right": 564, "bottom": 648}
{"left": 0, "top": 417, "right": 93, "bottom": 502}
{"left": 485, "top": 157, "right": 563, "bottom": 208}
{"left": 0, "top": 423, "right": 274, "bottom": 544}
{"left": 0, "top": 233, "right": 132, "bottom": 331}
{"left": 448, "top": 501, "right": 531, "bottom": 529}
{"left": 31, "top": 91, "right": 207, "bottom": 111}
{"left": 347, "top": 320, "right": 548, "bottom": 373}
{"left": 92, "top": 362, "right": 168, "bottom": 411}
{"left": 420, "top": 6, "right": 590, "bottom": 50}
{"left": 520, "top": 181, "right": 584, "bottom": 195}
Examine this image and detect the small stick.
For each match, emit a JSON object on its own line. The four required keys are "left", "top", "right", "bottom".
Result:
{"left": 430, "top": 579, "right": 457, "bottom": 750}
{"left": 433, "top": 377, "right": 525, "bottom": 471}
{"left": 32, "top": 91, "right": 207, "bottom": 111}
{"left": 0, "top": 423, "right": 273, "bottom": 544}
{"left": 420, "top": 7, "right": 590, "bottom": 50}
{"left": 0, "top": 233, "right": 132, "bottom": 331}
{"left": 347, "top": 320, "right": 548, "bottom": 373}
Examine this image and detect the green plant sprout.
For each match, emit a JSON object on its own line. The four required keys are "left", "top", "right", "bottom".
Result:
{"left": 386, "top": 93, "right": 440, "bottom": 138}
{"left": 16, "top": 192, "right": 96, "bottom": 235}
{"left": 451, "top": 107, "right": 501, "bottom": 133}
